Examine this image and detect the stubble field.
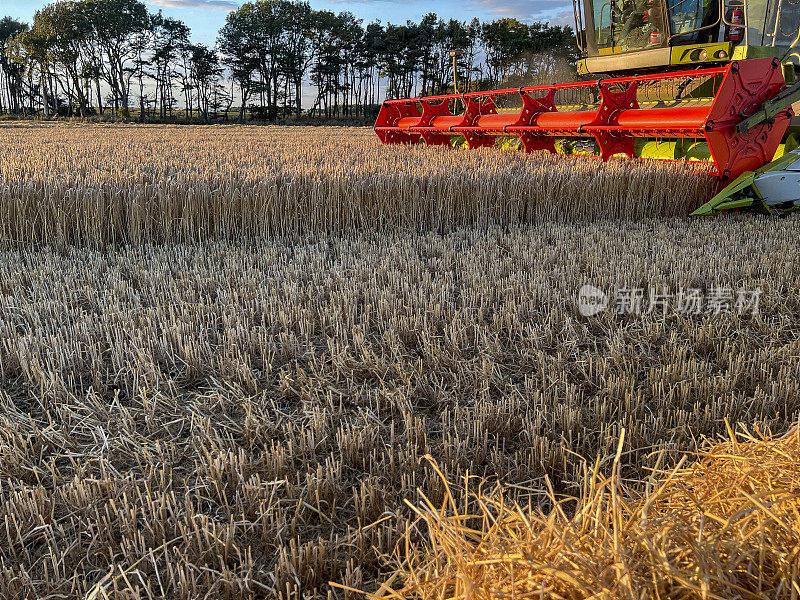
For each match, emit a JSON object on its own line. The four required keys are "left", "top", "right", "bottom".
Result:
{"left": 0, "top": 123, "right": 798, "bottom": 599}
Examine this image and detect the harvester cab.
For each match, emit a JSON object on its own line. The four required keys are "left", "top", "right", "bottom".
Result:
{"left": 576, "top": 0, "right": 800, "bottom": 75}
{"left": 374, "top": 0, "right": 800, "bottom": 214}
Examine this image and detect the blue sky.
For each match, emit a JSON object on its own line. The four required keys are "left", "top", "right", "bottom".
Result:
{"left": 3, "top": 0, "right": 575, "bottom": 46}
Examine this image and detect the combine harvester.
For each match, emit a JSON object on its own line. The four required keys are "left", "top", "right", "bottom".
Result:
{"left": 374, "top": 0, "right": 800, "bottom": 215}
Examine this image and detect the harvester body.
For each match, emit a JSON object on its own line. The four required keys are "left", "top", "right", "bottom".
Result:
{"left": 374, "top": 0, "right": 800, "bottom": 212}
{"left": 576, "top": 0, "right": 800, "bottom": 74}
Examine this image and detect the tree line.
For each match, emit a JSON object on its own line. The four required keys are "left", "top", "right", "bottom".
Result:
{"left": 0, "top": 0, "right": 577, "bottom": 122}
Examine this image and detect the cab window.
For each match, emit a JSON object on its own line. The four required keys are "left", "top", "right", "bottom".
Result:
{"left": 594, "top": 0, "right": 667, "bottom": 52}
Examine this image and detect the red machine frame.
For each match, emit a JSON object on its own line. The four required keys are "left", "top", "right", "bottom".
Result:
{"left": 375, "top": 57, "right": 793, "bottom": 183}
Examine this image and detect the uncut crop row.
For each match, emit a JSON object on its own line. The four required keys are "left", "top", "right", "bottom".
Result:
{"left": 0, "top": 123, "right": 716, "bottom": 247}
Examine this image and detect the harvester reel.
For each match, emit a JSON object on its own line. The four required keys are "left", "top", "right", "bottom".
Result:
{"left": 375, "top": 58, "right": 796, "bottom": 212}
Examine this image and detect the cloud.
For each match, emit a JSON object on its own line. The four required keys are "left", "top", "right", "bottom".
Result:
{"left": 470, "top": 0, "right": 574, "bottom": 25}
{"left": 325, "top": 0, "right": 412, "bottom": 4}
{"left": 146, "top": 0, "right": 240, "bottom": 11}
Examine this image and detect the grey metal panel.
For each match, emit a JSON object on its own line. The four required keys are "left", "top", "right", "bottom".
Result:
{"left": 774, "top": 0, "right": 800, "bottom": 47}
{"left": 746, "top": 0, "right": 800, "bottom": 48}
{"left": 750, "top": 149, "right": 800, "bottom": 207}
{"left": 753, "top": 171, "right": 800, "bottom": 202}
{"left": 745, "top": 0, "right": 769, "bottom": 45}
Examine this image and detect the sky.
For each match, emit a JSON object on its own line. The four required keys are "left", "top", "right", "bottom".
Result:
{"left": 2, "top": 0, "right": 575, "bottom": 46}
